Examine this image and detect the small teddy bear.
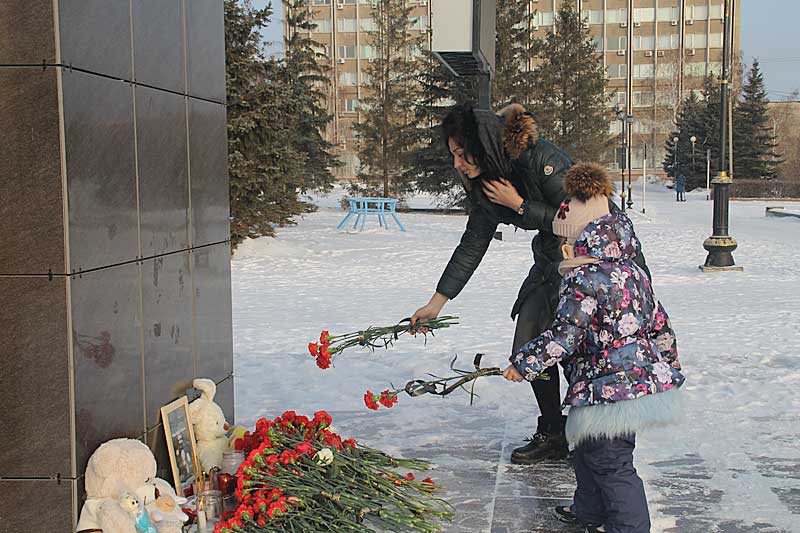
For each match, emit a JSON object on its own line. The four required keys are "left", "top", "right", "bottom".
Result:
{"left": 188, "top": 378, "right": 231, "bottom": 471}
{"left": 119, "top": 493, "right": 158, "bottom": 533}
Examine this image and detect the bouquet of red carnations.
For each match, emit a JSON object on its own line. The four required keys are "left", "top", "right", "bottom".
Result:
{"left": 308, "top": 316, "right": 458, "bottom": 369}
{"left": 215, "top": 410, "right": 452, "bottom": 532}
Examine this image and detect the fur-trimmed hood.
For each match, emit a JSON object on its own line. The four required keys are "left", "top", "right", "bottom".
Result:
{"left": 498, "top": 103, "right": 539, "bottom": 160}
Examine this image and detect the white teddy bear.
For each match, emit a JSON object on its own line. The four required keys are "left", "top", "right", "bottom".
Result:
{"left": 188, "top": 378, "right": 231, "bottom": 472}
{"left": 76, "top": 438, "right": 187, "bottom": 533}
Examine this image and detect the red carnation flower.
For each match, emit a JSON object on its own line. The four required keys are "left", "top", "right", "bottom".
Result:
{"left": 308, "top": 342, "right": 320, "bottom": 357}
{"left": 295, "top": 441, "right": 313, "bottom": 455}
{"left": 318, "top": 344, "right": 332, "bottom": 359}
{"left": 320, "top": 330, "right": 331, "bottom": 344}
{"left": 364, "top": 391, "right": 380, "bottom": 410}
{"left": 404, "top": 472, "right": 415, "bottom": 481}
{"left": 378, "top": 390, "right": 398, "bottom": 408}
{"left": 316, "top": 356, "right": 331, "bottom": 369}
{"left": 313, "top": 410, "right": 332, "bottom": 428}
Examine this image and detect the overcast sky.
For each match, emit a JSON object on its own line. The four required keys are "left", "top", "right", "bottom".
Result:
{"left": 253, "top": 0, "right": 799, "bottom": 100}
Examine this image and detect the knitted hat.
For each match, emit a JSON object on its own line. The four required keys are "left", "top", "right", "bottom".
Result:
{"left": 552, "top": 163, "right": 614, "bottom": 244}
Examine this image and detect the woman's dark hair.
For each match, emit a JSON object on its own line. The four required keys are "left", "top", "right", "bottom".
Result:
{"left": 441, "top": 102, "right": 486, "bottom": 172}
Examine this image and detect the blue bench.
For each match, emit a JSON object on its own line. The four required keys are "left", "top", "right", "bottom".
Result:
{"left": 336, "top": 197, "right": 407, "bottom": 232}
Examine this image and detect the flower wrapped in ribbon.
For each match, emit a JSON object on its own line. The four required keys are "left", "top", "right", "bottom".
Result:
{"left": 308, "top": 316, "right": 458, "bottom": 370}
{"left": 362, "top": 354, "right": 550, "bottom": 410}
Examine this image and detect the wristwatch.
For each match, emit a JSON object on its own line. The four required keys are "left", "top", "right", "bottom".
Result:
{"left": 516, "top": 199, "right": 527, "bottom": 215}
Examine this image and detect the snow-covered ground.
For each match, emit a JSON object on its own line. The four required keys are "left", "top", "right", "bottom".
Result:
{"left": 231, "top": 184, "right": 800, "bottom": 532}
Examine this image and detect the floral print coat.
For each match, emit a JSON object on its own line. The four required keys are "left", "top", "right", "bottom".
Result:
{"left": 511, "top": 212, "right": 685, "bottom": 408}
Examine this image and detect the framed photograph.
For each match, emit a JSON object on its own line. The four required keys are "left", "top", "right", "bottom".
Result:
{"left": 160, "top": 396, "right": 199, "bottom": 496}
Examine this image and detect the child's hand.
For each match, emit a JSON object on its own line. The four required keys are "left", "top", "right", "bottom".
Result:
{"left": 503, "top": 364, "right": 524, "bottom": 382}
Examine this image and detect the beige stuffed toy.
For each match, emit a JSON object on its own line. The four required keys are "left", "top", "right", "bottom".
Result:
{"left": 188, "top": 378, "right": 231, "bottom": 472}
{"left": 76, "top": 439, "right": 185, "bottom": 533}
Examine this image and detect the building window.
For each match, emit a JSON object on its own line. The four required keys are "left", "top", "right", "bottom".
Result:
{"left": 312, "top": 0, "right": 330, "bottom": 5}
{"left": 633, "top": 91, "right": 655, "bottom": 107}
{"left": 607, "top": 64, "right": 627, "bottom": 79}
{"left": 633, "top": 8, "right": 655, "bottom": 23}
{"left": 633, "top": 35, "right": 655, "bottom": 50}
{"left": 657, "top": 6, "right": 679, "bottom": 21}
{"left": 344, "top": 98, "right": 359, "bottom": 112}
{"left": 710, "top": 5, "right": 723, "bottom": 19}
{"left": 609, "top": 91, "right": 627, "bottom": 106}
{"left": 582, "top": 10, "right": 603, "bottom": 24}
{"left": 411, "top": 15, "right": 429, "bottom": 31}
{"left": 359, "top": 17, "right": 376, "bottom": 32}
{"left": 656, "top": 91, "right": 677, "bottom": 106}
{"left": 684, "top": 62, "right": 707, "bottom": 77}
{"left": 533, "top": 11, "right": 554, "bottom": 26}
{"left": 312, "top": 18, "right": 332, "bottom": 32}
{"left": 632, "top": 119, "right": 653, "bottom": 134}
{"left": 658, "top": 34, "right": 679, "bottom": 50}
{"left": 361, "top": 72, "right": 372, "bottom": 85}
{"left": 338, "top": 72, "right": 357, "bottom": 86}
{"left": 337, "top": 18, "right": 357, "bottom": 32}
{"left": 633, "top": 64, "right": 654, "bottom": 78}
{"left": 707, "top": 62, "right": 723, "bottom": 76}
{"left": 685, "top": 33, "right": 707, "bottom": 49}
{"left": 607, "top": 36, "right": 627, "bottom": 51}
{"left": 657, "top": 63, "right": 679, "bottom": 79}
{"left": 686, "top": 5, "right": 709, "bottom": 21}
{"left": 337, "top": 45, "right": 356, "bottom": 58}
{"left": 591, "top": 36, "right": 603, "bottom": 51}
{"left": 606, "top": 8, "right": 628, "bottom": 24}
{"left": 360, "top": 45, "right": 376, "bottom": 59}
{"left": 710, "top": 33, "right": 724, "bottom": 48}
{"left": 609, "top": 120, "right": 622, "bottom": 135}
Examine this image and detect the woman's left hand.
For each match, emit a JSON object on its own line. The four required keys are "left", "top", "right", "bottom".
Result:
{"left": 503, "top": 364, "right": 524, "bottom": 382}
{"left": 482, "top": 178, "right": 524, "bottom": 211}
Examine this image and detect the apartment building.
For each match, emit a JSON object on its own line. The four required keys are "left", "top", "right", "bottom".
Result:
{"left": 290, "top": 0, "right": 740, "bottom": 178}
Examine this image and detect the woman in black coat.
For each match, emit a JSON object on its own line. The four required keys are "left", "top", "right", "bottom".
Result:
{"left": 410, "top": 103, "right": 650, "bottom": 464}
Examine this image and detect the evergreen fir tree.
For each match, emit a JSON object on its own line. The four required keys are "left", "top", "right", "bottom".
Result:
{"left": 225, "top": 0, "right": 310, "bottom": 247}
{"left": 354, "top": 0, "right": 423, "bottom": 197}
{"left": 283, "top": 0, "right": 342, "bottom": 191}
{"left": 662, "top": 91, "right": 706, "bottom": 189}
{"left": 701, "top": 75, "right": 723, "bottom": 177}
{"left": 734, "top": 59, "right": 782, "bottom": 180}
{"left": 493, "top": 0, "right": 534, "bottom": 107}
{"left": 404, "top": 53, "right": 476, "bottom": 207}
{"left": 527, "top": 1, "right": 608, "bottom": 161}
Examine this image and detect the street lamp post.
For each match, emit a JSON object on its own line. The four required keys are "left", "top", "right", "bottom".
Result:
{"left": 672, "top": 136, "right": 679, "bottom": 171}
{"left": 626, "top": 114, "right": 634, "bottom": 210}
{"left": 690, "top": 135, "right": 697, "bottom": 174}
{"left": 615, "top": 106, "right": 626, "bottom": 211}
{"left": 701, "top": 0, "right": 741, "bottom": 272}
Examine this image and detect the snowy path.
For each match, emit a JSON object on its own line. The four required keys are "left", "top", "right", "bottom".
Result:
{"left": 231, "top": 185, "right": 800, "bottom": 532}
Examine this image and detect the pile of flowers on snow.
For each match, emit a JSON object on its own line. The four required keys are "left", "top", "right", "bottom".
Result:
{"left": 215, "top": 410, "right": 452, "bottom": 532}
{"left": 308, "top": 316, "right": 458, "bottom": 369}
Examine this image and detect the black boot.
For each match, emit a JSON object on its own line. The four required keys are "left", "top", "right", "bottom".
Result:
{"left": 510, "top": 415, "right": 568, "bottom": 464}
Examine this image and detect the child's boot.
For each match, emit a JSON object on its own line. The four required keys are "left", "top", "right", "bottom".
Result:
{"left": 510, "top": 415, "right": 568, "bottom": 464}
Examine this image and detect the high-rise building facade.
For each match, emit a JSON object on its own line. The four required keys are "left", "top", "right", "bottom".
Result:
{"left": 290, "top": 0, "right": 740, "bottom": 179}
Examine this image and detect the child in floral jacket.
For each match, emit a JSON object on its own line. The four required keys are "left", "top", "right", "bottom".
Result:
{"left": 503, "top": 163, "right": 685, "bottom": 533}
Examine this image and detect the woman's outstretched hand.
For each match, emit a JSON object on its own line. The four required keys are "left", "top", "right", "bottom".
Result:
{"left": 482, "top": 178, "right": 524, "bottom": 211}
{"left": 410, "top": 293, "right": 449, "bottom": 326}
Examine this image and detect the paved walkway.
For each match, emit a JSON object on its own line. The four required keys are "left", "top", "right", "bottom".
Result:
{"left": 331, "top": 405, "right": 797, "bottom": 533}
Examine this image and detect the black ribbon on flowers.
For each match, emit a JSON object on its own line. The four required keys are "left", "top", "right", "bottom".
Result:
{"left": 401, "top": 354, "right": 504, "bottom": 405}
